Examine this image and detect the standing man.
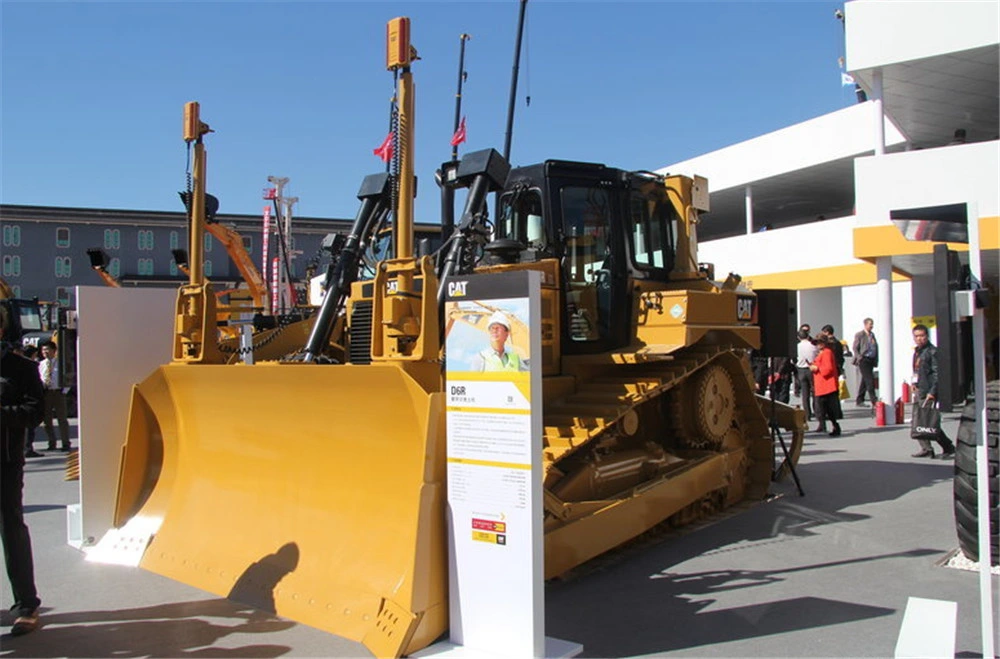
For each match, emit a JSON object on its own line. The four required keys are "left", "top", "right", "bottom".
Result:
{"left": 795, "top": 329, "right": 817, "bottom": 422}
{"left": 1, "top": 305, "right": 44, "bottom": 636}
{"left": 38, "top": 341, "right": 71, "bottom": 452}
{"left": 852, "top": 318, "right": 879, "bottom": 407}
{"left": 473, "top": 311, "right": 528, "bottom": 372}
{"left": 910, "top": 324, "right": 956, "bottom": 459}
{"left": 793, "top": 324, "right": 813, "bottom": 398}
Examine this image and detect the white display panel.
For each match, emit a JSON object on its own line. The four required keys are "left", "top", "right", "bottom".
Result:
{"left": 444, "top": 271, "right": 544, "bottom": 657}
{"left": 74, "top": 286, "right": 175, "bottom": 548}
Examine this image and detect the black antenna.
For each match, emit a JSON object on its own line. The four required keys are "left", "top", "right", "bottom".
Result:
{"left": 442, "top": 33, "right": 472, "bottom": 240}
{"left": 503, "top": 0, "right": 528, "bottom": 162}
{"left": 452, "top": 33, "right": 471, "bottom": 163}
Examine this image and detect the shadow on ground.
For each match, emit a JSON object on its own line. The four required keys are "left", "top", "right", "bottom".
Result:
{"left": 0, "top": 599, "right": 295, "bottom": 658}
{"left": 23, "top": 504, "right": 66, "bottom": 514}
{"left": 546, "top": 458, "right": 954, "bottom": 656}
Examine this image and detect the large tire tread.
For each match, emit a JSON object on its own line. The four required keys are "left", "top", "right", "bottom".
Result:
{"left": 954, "top": 380, "right": 1000, "bottom": 566}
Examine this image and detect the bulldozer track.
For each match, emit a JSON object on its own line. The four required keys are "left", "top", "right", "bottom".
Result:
{"left": 543, "top": 345, "right": 744, "bottom": 465}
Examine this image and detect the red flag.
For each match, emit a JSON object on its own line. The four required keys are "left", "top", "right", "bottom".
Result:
{"left": 450, "top": 116, "right": 467, "bottom": 147}
{"left": 373, "top": 132, "right": 395, "bottom": 162}
{"left": 263, "top": 187, "right": 277, "bottom": 200}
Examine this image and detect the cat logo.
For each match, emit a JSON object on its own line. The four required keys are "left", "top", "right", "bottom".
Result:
{"left": 736, "top": 296, "right": 756, "bottom": 322}
{"left": 386, "top": 280, "right": 399, "bottom": 295}
{"left": 447, "top": 280, "right": 468, "bottom": 297}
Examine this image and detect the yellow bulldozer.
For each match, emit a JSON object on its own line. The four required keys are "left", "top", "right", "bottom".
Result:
{"left": 103, "top": 17, "right": 804, "bottom": 658}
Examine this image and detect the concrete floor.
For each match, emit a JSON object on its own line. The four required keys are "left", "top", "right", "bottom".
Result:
{"left": 2, "top": 404, "right": 996, "bottom": 658}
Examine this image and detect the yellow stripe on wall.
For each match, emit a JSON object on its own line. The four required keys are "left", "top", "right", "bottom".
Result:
{"left": 747, "top": 263, "right": 908, "bottom": 291}
{"left": 747, "top": 216, "right": 999, "bottom": 291}
{"left": 853, "top": 216, "right": 1000, "bottom": 260}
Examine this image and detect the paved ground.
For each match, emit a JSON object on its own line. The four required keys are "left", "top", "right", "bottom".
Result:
{"left": 2, "top": 404, "right": 996, "bottom": 658}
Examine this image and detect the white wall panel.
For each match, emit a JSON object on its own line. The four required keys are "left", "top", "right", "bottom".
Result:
{"left": 846, "top": 0, "right": 999, "bottom": 72}
{"left": 855, "top": 141, "right": 1000, "bottom": 226}
{"left": 699, "top": 216, "right": 859, "bottom": 278}
{"left": 660, "top": 104, "right": 905, "bottom": 192}
{"left": 75, "top": 286, "right": 176, "bottom": 547}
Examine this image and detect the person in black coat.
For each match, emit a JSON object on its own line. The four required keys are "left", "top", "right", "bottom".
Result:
{"left": 1, "top": 306, "right": 44, "bottom": 636}
{"left": 910, "top": 323, "right": 956, "bottom": 459}
{"left": 852, "top": 318, "right": 878, "bottom": 406}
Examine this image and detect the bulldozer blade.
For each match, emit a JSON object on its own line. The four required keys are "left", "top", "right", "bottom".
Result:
{"left": 106, "top": 362, "right": 449, "bottom": 658}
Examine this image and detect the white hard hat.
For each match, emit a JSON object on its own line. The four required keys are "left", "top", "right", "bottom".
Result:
{"left": 487, "top": 310, "right": 511, "bottom": 331}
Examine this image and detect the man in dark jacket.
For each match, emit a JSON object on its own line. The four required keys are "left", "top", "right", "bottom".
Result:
{"left": 852, "top": 318, "right": 878, "bottom": 406}
{"left": 1, "top": 305, "right": 44, "bottom": 635}
{"left": 910, "top": 323, "right": 956, "bottom": 459}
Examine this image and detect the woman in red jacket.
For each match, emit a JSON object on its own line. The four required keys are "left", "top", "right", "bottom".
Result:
{"left": 810, "top": 335, "right": 842, "bottom": 436}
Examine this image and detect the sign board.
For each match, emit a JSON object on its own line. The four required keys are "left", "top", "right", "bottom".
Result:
{"left": 73, "top": 286, "right": 175, "bottom": 549}
{"left": 444, "top": 270, "right": 543, "bottom": 656}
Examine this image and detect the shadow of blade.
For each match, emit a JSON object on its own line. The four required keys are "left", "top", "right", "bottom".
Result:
{"left": 557, "top": 596, "right": 895, "bottom": 657}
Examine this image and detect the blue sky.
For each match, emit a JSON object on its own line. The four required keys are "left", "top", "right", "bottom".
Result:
{"left": 1, "top": 1, "right": 852, "bottom": 225}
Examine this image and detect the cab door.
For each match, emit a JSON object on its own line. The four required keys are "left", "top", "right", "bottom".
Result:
{"left": 550, "top": 177, "right": 629, "bottom": 353}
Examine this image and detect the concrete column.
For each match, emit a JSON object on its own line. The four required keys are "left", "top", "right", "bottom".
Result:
{"left": 745, "top": 185, "right": 754, "bottom": 234}
{"left": 876, "top": 256, "right": 894, "bottom": 420}
{"left": 872, "top": 68, "right": 885, "bottom": 156}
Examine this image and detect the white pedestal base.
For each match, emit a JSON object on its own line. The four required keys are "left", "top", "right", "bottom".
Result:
{"left": 413, "top": 636, "right": 582, "bottom": 659}
{"left": 894, "top": 596, "right": 956, "bottom": 659}
{"left": 66, "top": 503, "right": 83, "bottom": 550}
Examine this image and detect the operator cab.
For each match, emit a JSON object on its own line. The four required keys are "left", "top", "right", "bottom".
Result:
{"left": 494, "top": 160, "right": 681, "bottom": 353}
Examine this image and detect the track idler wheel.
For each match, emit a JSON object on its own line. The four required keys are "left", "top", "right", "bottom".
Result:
{"left": 684, "top": 364, "right": 736, "bottom": 449}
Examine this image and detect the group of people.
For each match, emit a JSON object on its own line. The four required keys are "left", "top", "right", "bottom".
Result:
{"left": 754, "top": 316, "right": 956, "bottom": 458}
{"left": 12, "top": 341, "right": 72, "bottom": 456}
{"left": 794, "top": 323, "right": 848, "bottom": 437}
{"left": 843, "top": 317, "right": 954, "bottom": 459}
{"left": 750, "top": 322, "right": 850, "bottom": 436}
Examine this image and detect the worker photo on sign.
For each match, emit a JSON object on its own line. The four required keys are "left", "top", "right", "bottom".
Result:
{"left": 444, "top": 299, "right": 530, "bottom": 373}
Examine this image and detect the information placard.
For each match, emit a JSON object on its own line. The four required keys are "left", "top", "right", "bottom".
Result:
{"left": 444, "top": 270, "right": 543, "bottom": 657}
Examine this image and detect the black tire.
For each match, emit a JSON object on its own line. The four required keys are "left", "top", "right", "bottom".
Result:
{"left": 953, "top": 380, "right": 1000, "bottom": 565}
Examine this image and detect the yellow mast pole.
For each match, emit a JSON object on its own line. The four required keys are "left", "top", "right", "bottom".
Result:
{"left": 387, "top": 17, "right": 417, "bottom": 260}
{"left": 175, "top": 101, "right": 221, "bottom": 363}
{"left": 396, "top": 67, "right": 415, "bottom": 259}
{"left": 183, "top": 102, "right": 211, "bottom": 284}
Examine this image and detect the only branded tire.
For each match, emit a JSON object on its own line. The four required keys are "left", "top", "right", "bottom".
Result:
{"left": 953, "top": 380, "right": 999, "bottom": 566}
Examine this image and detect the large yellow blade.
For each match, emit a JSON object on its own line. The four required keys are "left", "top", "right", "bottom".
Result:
{"left": 114, "top": 362, "right": 448, "bottom": 658}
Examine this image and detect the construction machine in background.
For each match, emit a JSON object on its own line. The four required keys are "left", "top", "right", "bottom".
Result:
{"left": 104, "top": 17, "right": 804, "bottom": 659}
{"left": 0, "top": 277, "right": 44, "bottom": 345}
{"left": 86, "top": 248, "right": 122, "bottom": 288}
{"left": 2, "top": 278, "right": 78, "bottom": 412}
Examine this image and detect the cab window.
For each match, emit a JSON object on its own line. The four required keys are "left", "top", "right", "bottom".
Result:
{"left": 629, "top": 189, "right": 676, "bottom": 274}
{"left": 560, "top": 186, "right": 612, "bottom": 342}
{"left": 496, "top": 187, "right": 546, "bottom": 249}
{"left": 561, "top": 186, "right": 610, "bottom": 283}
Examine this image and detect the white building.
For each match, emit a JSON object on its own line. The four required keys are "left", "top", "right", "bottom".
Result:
{"left": 661, "top": 0, "right": 999, "bottom": 415}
